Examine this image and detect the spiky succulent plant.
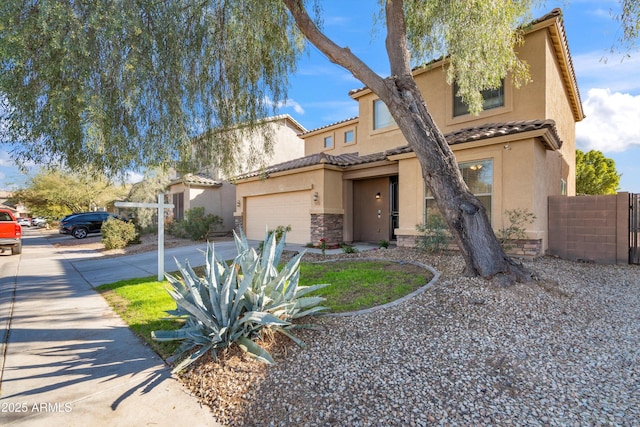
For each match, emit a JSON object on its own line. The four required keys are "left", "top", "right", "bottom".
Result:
{"left": 152, "top": 229, "right": 329, "bottom": 373}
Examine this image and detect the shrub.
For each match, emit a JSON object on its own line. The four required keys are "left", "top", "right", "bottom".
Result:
{"left": 257, "top": 225, "right": 291, "bottom": 252}
{"left": 169, "top": 207, "right": 223, "bottom": 241}
{"left": 378, "top": 240, "right": 389, "bottom": 249}
{"left": 416, "top": 214, "right": 451, "bottom": 253}
{"left": 101, "top": 217, "right": 139, "bottom": 250}
{"left": 498, "top": 209, "right": 536, "bottom": 249}
{"left": 341, "top": 244, "right": 358, "bottom": 254}
{"left": 152, "top": 229, "right": 329, "bottom": 372}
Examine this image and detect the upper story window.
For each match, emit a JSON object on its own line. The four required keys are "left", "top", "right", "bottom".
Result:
{"left": 324, "top": 135, "right": 333, "bottom": 149}
{"left": 453, "top": 81, "right": 505, "bottom": 117}
{"left": 344, "top": 130, "right": 354, "bottom": 144}
{"left": 373, "top": 99, "right": 396, "bottom": 130}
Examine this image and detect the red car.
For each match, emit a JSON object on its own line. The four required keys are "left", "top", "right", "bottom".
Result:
{"left": 0, "top": 209, "right": 23, "bottom": 255}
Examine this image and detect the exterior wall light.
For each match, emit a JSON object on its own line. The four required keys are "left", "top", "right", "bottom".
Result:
{"left": 313, "top": 192, "right": 319, "bottom": 202}
{"left": 375, "top": 192, "right": 381, "bottom": 199}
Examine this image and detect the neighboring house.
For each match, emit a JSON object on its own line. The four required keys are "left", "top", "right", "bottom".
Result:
{"left": 0, "top": 191, "right": 29, "bottom": 218}
{"left": 167, "top": 114, "right": 306, "bottom": 231}
{"left": 234, "top": 9, "right": 584, "bottom": 255}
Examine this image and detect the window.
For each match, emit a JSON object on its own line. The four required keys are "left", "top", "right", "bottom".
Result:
{"left": 373, "top": 99, "right": 395, "bottom": 130}
{"left": 344, "top": 130, "right": 354, "bottom": 144}
{"left": 425, "top": 159, "right": 493, "bottom": 222}
{"left": 453, "top": 81, "right": 504, "bottom": 117}
{"left": 172, "top": 192, "right": 184, "bottom": 222}
{"left": 324, "top": 135, "right": 333, "bottom": 149}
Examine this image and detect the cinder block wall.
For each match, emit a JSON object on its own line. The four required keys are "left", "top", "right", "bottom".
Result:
{"left": 548, "top": 193, "right": 629, "bottom": 264}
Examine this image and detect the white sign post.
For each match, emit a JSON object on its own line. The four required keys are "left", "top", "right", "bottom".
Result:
{"left": 115, "top": 194, "right": 175, "bottom": 281}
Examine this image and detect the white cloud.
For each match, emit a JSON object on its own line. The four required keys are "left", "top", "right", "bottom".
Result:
{"left": 264, "top": 96, "right": 305, "bottom": 115}
{"left": 279, "top": 99, "right": 305, "bottom": 115}
{"left": 576, "top": 88, "right": 640, "bottom": 152}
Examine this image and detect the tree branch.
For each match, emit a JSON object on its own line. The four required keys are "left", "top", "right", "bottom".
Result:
{"left": 282, "top": 0, "right": 389, "bottom": 97}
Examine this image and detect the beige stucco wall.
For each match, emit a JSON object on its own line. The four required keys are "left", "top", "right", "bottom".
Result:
{"left": 394, "top": 134, "right": 558, "bottom": 250}
{"left": 234, "top": 166, "right": 344, "bottom": 224}
{"left": 167, "top": 182, "right": 236, "bottom": 232}
{"left": 268, "top": 118, "right": 307, "bottom": 167}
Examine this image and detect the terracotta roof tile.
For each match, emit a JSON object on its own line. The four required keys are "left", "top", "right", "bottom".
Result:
{"left": 171, "top": 173, "right": 223, "bottom": 187}
{"left": 299, "top": 117, "right": 358, "bottom": 137}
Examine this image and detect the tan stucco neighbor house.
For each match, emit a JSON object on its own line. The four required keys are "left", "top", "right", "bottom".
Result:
{"left": 167, "top": 114, "right": 306, "bottom": 232}
{"left": 234, "top": 9, "right": 584, "bottom": 255}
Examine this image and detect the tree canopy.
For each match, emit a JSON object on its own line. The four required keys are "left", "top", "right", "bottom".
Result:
{"left": 576, "top": 149, "right": 621, "bottom": 195}
{"left": 0, "top": 0, "right": 303, "bottom": 176}
{"left": 14, "top": 169, "right": 129, "bottom": 218}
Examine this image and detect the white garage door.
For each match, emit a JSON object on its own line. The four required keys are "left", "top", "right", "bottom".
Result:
{"left": 246, "top": 192, "right": 311, "bottom": 244}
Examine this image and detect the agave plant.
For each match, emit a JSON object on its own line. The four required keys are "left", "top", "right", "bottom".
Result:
{"left": 152, "top": 229, "right": 329, "bottom": 373}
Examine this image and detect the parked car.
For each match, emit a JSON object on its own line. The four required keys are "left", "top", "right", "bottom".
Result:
{"left": 59, "top": 212, "right": 126, "bottom": 239}
{"left": 0, "top": 209, "right": 22, "bottom": 255}
{"left": 32, "top": 217, "right": 47, "bottom": 228}
{"left": 17, "top": 218, "right": 32, "bottom": 227}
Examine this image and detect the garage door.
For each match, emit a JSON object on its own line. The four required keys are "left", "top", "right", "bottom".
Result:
{"left": 245, "top": 192, "right": 311, "bottom": 244}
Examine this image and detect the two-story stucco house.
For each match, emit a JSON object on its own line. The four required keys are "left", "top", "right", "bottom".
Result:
{"left": 233, "top": 9, "right": 584, "bottom": 255}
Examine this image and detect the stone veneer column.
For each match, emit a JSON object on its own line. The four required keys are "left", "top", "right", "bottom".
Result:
{"left": 234, "top": 216, "right": 243, "bottom": 234}
{"left": 310, "top": 213, "right": 343, "bottom": 246}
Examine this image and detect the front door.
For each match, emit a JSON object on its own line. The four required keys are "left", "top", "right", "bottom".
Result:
{"left": 352, "top": 176, "right": 397, "bottom": 243}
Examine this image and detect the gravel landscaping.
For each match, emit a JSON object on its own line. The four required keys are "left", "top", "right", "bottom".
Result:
{"left": 177, "top": 248, "right": 639, "bottom": 427}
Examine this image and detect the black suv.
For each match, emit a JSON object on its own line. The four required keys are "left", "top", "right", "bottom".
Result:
{"left": 59, "top": 212, "right": 125, "bottom": 239}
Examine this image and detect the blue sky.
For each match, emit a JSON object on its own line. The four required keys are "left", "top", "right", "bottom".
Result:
{"left": 1, "top": 1, "right": 639, "bottom": 192}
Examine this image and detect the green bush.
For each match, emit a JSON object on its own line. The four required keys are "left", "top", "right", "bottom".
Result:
{"left": 341, "top": 244, "right": 358, "bottom": 253}
{"left": 169, "top": 207, "right": 223, "bottom": 241}
{"left": 416, "top": 214, "right": 451, "bottom": 253}
{"left": 101, "top": 217, "right": 139, "bottom": 250}
{"left": 257, "top": 225, "right": 291, "bottom": 252}
{"left": 152, "top": 229, "right": 329, "bottom": 372}
{"left": 498, "top": 209, "right": 536, "bottom": 250}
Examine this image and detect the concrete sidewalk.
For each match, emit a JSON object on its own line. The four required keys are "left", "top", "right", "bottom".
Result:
{"left": 0, "top": 231, "right": 221, "bottom": 426}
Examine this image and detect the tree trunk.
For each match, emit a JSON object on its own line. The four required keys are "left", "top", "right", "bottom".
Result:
{"left": 385, "top": 75, "right": 529, "bottom": 282}
{"left": 284, "top": 0, "right": 531, "bottom": 283}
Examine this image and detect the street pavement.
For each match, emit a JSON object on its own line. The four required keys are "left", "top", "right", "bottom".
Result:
{"left": 0, "top": 228, "right": 224, "bottom": 426}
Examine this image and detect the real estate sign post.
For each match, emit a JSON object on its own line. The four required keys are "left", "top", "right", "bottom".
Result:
{"left": 115, "top": 194, "right": 174, "bottom": 281}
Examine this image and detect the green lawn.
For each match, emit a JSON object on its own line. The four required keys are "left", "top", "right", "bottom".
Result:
{"left": 299, "top": 260, "right": 432, "bottom": 312}
{"left": 97, "top": 259, "right": 433, "bottom": 358}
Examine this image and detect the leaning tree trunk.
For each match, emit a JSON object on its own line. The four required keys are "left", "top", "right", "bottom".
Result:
{"left": 385, "top": 75, "right": 530, "bottom": 282}
{"left": 283, "top": 0, "right": 531, "bottom": 284}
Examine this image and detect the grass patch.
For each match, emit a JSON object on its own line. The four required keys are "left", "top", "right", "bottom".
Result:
{"left": 96, "top": 259, "right": 433, "bottom": 357}
{"left": 300, "top": 260, "right": 432, "bottom": 312}
{"left": 97, "top": 278, "right": 183, "bottom": 358}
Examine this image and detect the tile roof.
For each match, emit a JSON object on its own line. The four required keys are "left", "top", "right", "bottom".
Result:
{"left": 171, "top": 173, "right": 223, "bottom": 187}
{"left": 298, "top": 117, "right": 358, "bottom": 137}
{"left": 236, "top": 120, "right": 562, "bottom": 180}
